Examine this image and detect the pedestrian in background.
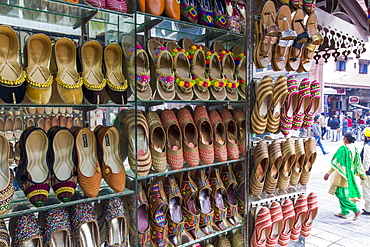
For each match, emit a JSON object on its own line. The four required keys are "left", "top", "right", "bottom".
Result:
{"left": 312, "top": 117, "right": 329, "bottom": 155}
{"left": 319, "top": 112, "right": 327, "bottom": 139}
{"left": 329, "top": 115, "right": 340, "bottom": 142}
{"left": 361, "top": 127, "right": 370, "bottom": 215}
{"left": 324, "top": 132, "right": 366, "bottom": 220}
{"left": 342, "top": 116, "right": 348, "bottom": 136}
{"left": 347, "top": 115, "right": 353, "bottom": 131}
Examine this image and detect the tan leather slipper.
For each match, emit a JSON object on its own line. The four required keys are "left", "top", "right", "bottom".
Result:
{"left": 290, "top": 138, "right": 305, "bottom": 185}
{"left": 278, "top": 138, "right": 296, "bottom": 191}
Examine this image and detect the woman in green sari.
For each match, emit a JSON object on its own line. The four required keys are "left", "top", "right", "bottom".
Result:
{"left": 324, "top": 132, "right": 367, "bottom": 220}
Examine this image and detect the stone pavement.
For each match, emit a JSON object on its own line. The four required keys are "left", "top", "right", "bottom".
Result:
{"left": 305, "top": 138, "right": 370, "bottom": 247}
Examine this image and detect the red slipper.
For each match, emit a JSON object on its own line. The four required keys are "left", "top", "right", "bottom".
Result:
{"left": 278, "top": 199, "right": 295, "bottom": 247}
{"left": 292, "top": 78, "right": 311, "bottom": 130}
{"left": 221, "top": 109, "right": 239, "bottom": 160}
{"left": 193, "top": 105, "right": 214, "bottom": 165}
{"left": 290, "top": 194, "right": 308, "bottom": 242}
{"left": 301, "top": 192, "right": 318, "bottom": 237}
{"left": 250, "top": 206, "right": 272, "bottom": 247}
{"left": 266, "top": 202, "right": 283, "bottom": 247}
{"left": 209, "top": 110, "right": 227, "bottom": 162}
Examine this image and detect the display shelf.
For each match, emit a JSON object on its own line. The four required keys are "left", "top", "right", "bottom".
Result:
{"left": 126, "top": 158, "right": 245, "bottom": 180}
{"left": 250, "top": 191, "right": 305, "bottom": 208}
{"left": 0, "top": 184, "right": 134, "bottom": 219}
{"left": 180, "top": 223, "right": 243, "bottom": 247}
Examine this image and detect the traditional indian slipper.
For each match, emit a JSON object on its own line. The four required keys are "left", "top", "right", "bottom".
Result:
{"left": 165, "top": 41, "right": 194, "bottom": 101}
{"left": 278, "top": 199, "right": 295, "bottom": 246}
{"left": 221, "top": 109, "right": 239, "bottom": 160}
{"left": 250, "top": 141, "right": 269, "bottom": 197}
{"left": 104, "top": 43, "right": 128, "bottom": 104}
{"left": 264, "top": 140, "right": 283, "bottom": 195}
{"left": 161, "top": 109, "right": 184, "bottom": 170}
{"left": 277, "top": 0, "right": 290, "bottom": 5}
{"left": 177, "top": 108, "right": 199, "bottom": 167}
{"left": 301, "top": 192, "right": 318, "bottom": 237}
{"left": 290, "top": 138, "right": 305, "bottom": 186}
{"left": 165, "top": 0, "right": 180, "bottom": 20}
{"left": 209, "top": 168, "right": 228, "bottom": 231}
{"left": 234, "top": 162, "right": 245, "bottom": 217}
{"left": 286, "top": 9, "right": 309, "bottom": 71}
{"left": 0, "top": 133, "right": 14, "bottom": 215}
{"left": 193, "top": 169, "right": 214, "bottom": 236}
{"left": 209, "top": 110, "right": 227, "bottom": 162}
{"left": 147, "top": 39, "right": 176, "bottom": 101}
{"left": 231, "top": 46, "right": 246, "bottom": 99}
{"left": 266, "top": 202, "right": 283, "bottom": 247}
{"left": 146, "top": 111, "right": 167, "bottom": 173}
{"left": 0, "top": 25, "right": 26, "bottom": 104}
{"left": 180, "top": 0, "right": 198, "bottom": 23}
{"left": 250, "top": 206, "right": 272, "bottom": 247}
{"left": 290, "top": 0, "right": 303, "bottom": 9}
{"left": 225, "top": 0, "right": 241, "bottom": 33}
{"left": 280, "top": 75, "right": 299, "bottom": 136}
{"left": 233, "top": 109, "right": 246, "bottom": 156}
{"left": 179, "top": 38, "right": 210, "bottom": 100}
{"left": 297, "top": 13, "right": 323, "bottom": 72}
{"left": 221, "top": 165, "right": 239, "bottom": 226}
{"left": 254, "top": 0, "right": 281, "bottom": 69}
{"left": 292, "top": 78, "right": 311, "bottom": 130}
{"left": 193, "top": 105, "right": 214, "bottom": 165}
{"left": 299, "top": 137, "right": 317, "bottom": 185}
{"left": 303, "top": 0, "right": 316, "bottom": 14}
{"left": 278, "top": 138, "right": 296, "bottom": 191}
{"left": 271, "top": 5, "right": 297, "bottom": 71}
{"left": 302, "top": 80, "right": 320, "bottom": 129}
{"left": 50, "top": 37, "right": 83, "bottom": 105}
{"left": 251, "top": 75, "right": 273, "bottom": 135}
{"left": 24, "top": 33, "right": 53, "bottom": 104}
{"left": 204, "top": 47, "right": 226, "bottom": 101}
{"left": 178, "top": 172, "right": 200, "bottom": 240}
{"left": 122, "top": 36, "right": 151, "bottom": 101}
{"left": 290, "top": 194, "right": 308, "bottom": 242}
{"left": 213, "top": 0, "right": 227, "bottom": 30}
{"left": 266, "top": 75, "right": 288, "bottom": 133}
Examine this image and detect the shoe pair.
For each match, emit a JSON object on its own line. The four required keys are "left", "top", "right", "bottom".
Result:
{"left": 0, "top": 116, "right": 23, "bottom": 140}
{"left": 0, "top": 133, "right": 14, "bottom": 215}
{"left": 84, "top": 0, "right": 128, "bottom": 13}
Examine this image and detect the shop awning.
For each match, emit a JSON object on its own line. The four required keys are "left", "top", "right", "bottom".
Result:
{"left": 349, "top": 103, "right": 370, "bottom": 109}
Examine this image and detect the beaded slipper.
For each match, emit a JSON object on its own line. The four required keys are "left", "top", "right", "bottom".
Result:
{"left": 221, "top": 109, "right": 239, "bottom": 160}
{"left": 221, "top": 165, "right": 239, "bottom": 226}
{"left": 250, "top": 141, "right": 269, "bottom": 197}
{"left": 104, "top": 197, "right": 128, "bottom": 246}
{"left": 263, "top": 141, "right": 283, "bottom": 195}
{"left": 302, "top": 80, "right": 320, "bottom": 129}
{"left": 10, "top": 212, "right": 43, "bottom": 246}
{"left": 234, "top": 162, "right": 245, "bottom": 217}
{"left": 266, "top": 75, "right": 287, "bottom": 133}
{"left": 280, "top": 75, "right": 299, "bottom": 136}
{"left": 232, "top": 46, "right": 246, "bottom": 99}
{"left": 278, "top": 199, "right": 295, "bottom": 246}
{"left": 209, "top": 168, "right": 228, "bottom": 231}
{"left": 40, "top": 208, "right": 72, "bottom": 247}
{"left": 266, "top": 202, "right": 283, "bottom": 247}
{"left": 290, "top": 194, "right": 308, "bottom": 242}
{"left": 209, "top": 110, "right": 227, "bottom": 162}
{"left": 278, "top": 138, "right": 296, "bottom": 191}
{"left": 147, "top": 39, "right": 176, "bottom": 101}
{"left": 161, "top": 109, "right": 184, "bottom": 170}
{"left": 193, "top": 105, "right": 214, "bottom": 165}
{"left": 292, "top": 78, "right": 311, "bottom": 130}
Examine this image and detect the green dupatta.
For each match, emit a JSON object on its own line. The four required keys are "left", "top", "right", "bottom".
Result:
{"left": 331, "top": 145, "right": 366, "bottom": 198}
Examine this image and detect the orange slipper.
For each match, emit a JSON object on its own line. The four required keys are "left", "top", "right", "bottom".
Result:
{"left": 193, "top": 105, "right": 214, "bottom": 165}
{"left": 209, "top": 110, "right": 227, "bottom": 162}
{"left": 221, "top": 109, "right": 239, "bottom": 160}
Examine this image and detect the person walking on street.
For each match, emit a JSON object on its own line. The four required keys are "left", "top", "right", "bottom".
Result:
{"left": 329, "top": 115, "right": 340, "bottom": 142}
{"left": 324, "top": 132, "right": 367, "bottom": 220}
{"left": 319, "top": 112, "right": 327, "bottom": 139}
{"left": 312, "top": 117, "right": 329, "bottom": 155}
{"left": 347, "top": 116, "right": 353, "bottom": 131}
{"left": 361, "top": 127, "right": 370, "bottom": 215}
{"left": 342, "top": 116, "right": 348, "bottom": 136}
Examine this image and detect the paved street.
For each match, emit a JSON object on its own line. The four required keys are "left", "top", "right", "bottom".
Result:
{"left": 304, "top": 137, "right": 370, "bottom": 247}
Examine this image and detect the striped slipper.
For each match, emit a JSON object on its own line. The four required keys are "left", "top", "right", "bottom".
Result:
{"left": 233, "top": 109, "right": 246, "bottom": 156}
{"left": 209, "top": 110, "right": 227, "bottom": 162}
{"left": 303, "top": 0, "right": 316, "bottom": 14}
{"left": 278, "top": 199, "right": 295, "bottom": 246}
{"left": 221, "top": 165, "right": 239, "bottom": 226}
{"left": 193, "top": 105, "right": 214, "bottom": 165}
{"left": 290, "top": 194, "right": 308, "bottom": 242}
{"left": 221, "top": 109, "right": 240, "bottom": 160}
{"left": 280, "top": 76, "right": 299, "bottom": 136}
{"left": 290, "top": 0, "right": 303, "bottom": 9}
{"left": 267, "top": 75, "right": 287, "bottom": 133}
{"left": 266, "top": 202, "right": 283, "bottom": 247}
{"left": 264, "top": 141, "right": 283, "bottom": 194}
{"left": 292, "top": 78, "right": 311, "bottom": 130}
{"left": 301, "top": 192, "right": 318, "bottom": 237}
{"left": 300, "top": 137, "right": 317, "bottom": 185}
{"left": 250, "top": 206, "right": 272, "bottom": 247}
{"left": 177, "top": 108, "right": 199, "bottom": 167}
{"left": 0, "top": 219, "right": 9, "bottom": 246}
{"left": 290, "top": 138, "right": 305, "bottom": 186}
{"left": 278, "top": 138, "right": 296, "bottom": 191}
{"left": 251, "top": 75, "right": 273, "bottom": 135}
{"left": 250, "top": 141, "right": 269, "bottom": 197}
{"left": 161, "top": 109, "right": 184, "bottom": 170}
{"left": 302, "top": 80, "right": 321, "bottom": 129}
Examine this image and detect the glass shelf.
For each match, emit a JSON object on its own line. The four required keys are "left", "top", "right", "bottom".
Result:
{"left": 0, "top": 182, "right": 134, "bottom": 219}
{"left": 126, "top": 158, "right": 245, "bottom": 180}
{"left": 180, "top": 223, "right": 243, "bottom": 247}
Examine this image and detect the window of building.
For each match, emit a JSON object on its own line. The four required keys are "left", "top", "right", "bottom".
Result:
{"left": 336, "top": 60, "right": 346, "bottom": 71}
{"left": 359, "top": 62, "right": 368, "bottom": 74}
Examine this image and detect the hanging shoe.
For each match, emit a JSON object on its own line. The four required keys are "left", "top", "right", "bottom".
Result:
{"left": 292, "top": 78, "right": 311, "bottom": 130}
{"left": 70, "top": 202, "right": 100, "bottom": 246}
{"left": 302, "top": 80, "right": 320, "bottom": 129}
{"left": 266, "top": 202, "right": 283, "bottom": 247}
{"left": 221, "top": 109, "right": 239, "bottom": 160}
{"left": 180, "top": 0, "right": 198, "bottom": 23}
{"left": 0, "top": 25, "right": 26, "bottom": 104}
{"left": 40, "top": 207, "right": 72, "bottom": 247}
{"left": 193, "top": 169, "right": 214, "bottom": 236}
{"left": 290, "top": 194, "right": 308, "bottom": 242}
{"left": 231, "top": 46, "right": 246, "bottom": 100}
{"left": 221, "top": 165, "right": 239, "bottom": 226}
{"left": 193, "top": 105, "right": 214, "bottom": 164}
{"left": 278, "top": 199, "right": 296, "bottom": 246}
{"left": 250, "top": 206, "right": 272, "bottom": 247}
{"left": 209, "top": 168, "right": 228, "bottom": 231}
{"left": 205, "top": 49, "right": 226, "bottom": 101}
{"left": 263, "top": 141, "right": 283, "bottom": 195}
{"left": 95, "top": 126, "right": 126, "bottom": 193}
{"left": 300, "top": 137, "right": 317, "bottom": 185}
{"left": 209, "top": 110, "right": 227, "bottom": 162}
{"left": 164, "top": 175, "right": 184, "bottom": 246}
{"left": 250, "top": 141, "right": 269, "bottom": 197}
{"left": 278, "top": 138, "right": 296, "bottom": 191}
{"left": 47, "top": 126, "right": 77, "bottom": 202}
{"left": 4, "top": 117, "right": 14, "bottom": 140}
{"left": 0, "top": 133, "right": 14, "bottom": 215}
{"left": 16, "top": 127, "right": 50, "bottom": 207}
{"left": 290, "top": 139, "right": 305, "bottom": 186}
{"left": 10, "top": 212, "right": 43, "bottom": 246}
{"left": 280, "top": 75, "right": 299, "bottom": 136}
{"left": 148, "top": 179, "right": 169, "bottom": 247}
{"left": 104, "top": 197, "right": 128, "bottom": 246}
{"left": 301, "top": 192, "right": 318, "bottom": 237}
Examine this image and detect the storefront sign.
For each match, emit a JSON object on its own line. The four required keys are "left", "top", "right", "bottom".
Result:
{"left": 336, "top": 88, "right": 346, "bottom": 95}
{"left": 349, "top": 96, "right": 360, "bottom": 104}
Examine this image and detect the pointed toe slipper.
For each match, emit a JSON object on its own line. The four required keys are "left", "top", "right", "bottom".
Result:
{"left": 193, "top": 105, "right": 214, "bottom": 165}
{"left": 209, "top": 110, "right": 227, "bottom": 162}
{"left": 233, "top": 109, "right": 246, "bottom": 156}
{"left": 221, "top": 165, "right": 239, "bottom": 226}
{"left": 221, "top": 109, "right": 239, "bottom": 160}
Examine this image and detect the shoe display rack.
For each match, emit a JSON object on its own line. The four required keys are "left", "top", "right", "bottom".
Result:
{"left": 0, "top": 0, "right": 251, "bottom": 246}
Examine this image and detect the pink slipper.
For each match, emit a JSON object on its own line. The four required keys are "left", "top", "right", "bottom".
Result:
{"left": 266, "top": 202, "right": 283, "bottom": 247}
{"left": 290, "top": 194, "right": 308, "bottom": 242}
{"left": 292, "top": 78, "right": 311, "bottom": 130}
{"left": 250, "top": 206, "right": 272, "bottom": 247}
{"left": 278, "top": 199, "right": 295, "bottom": 246}
{"left": 280, "top": 76, "right": 299, "bottom": 136}
{"left": 302, "top": 80, "right": 321, "bottom": 129}
{"left": 301, "top": 192, "right": 318, "bottom": 237}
